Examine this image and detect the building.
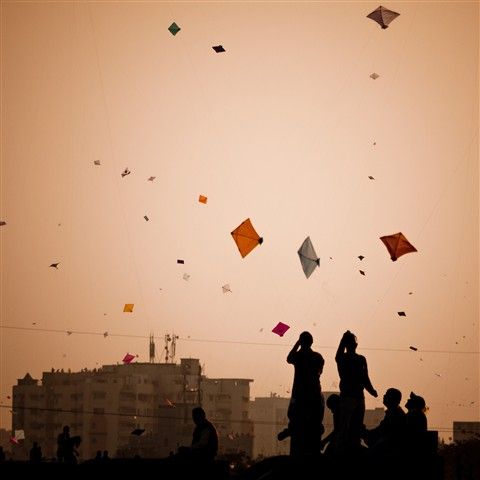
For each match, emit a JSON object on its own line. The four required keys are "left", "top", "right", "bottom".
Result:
{"left": 202, "top": 378, "right": 254, "bottom": 457}
{"left": 453, "top": 421, "right": 480, "bottom": 443}
{"left": 11, "top": 359, "right": 253, "bottom": 460}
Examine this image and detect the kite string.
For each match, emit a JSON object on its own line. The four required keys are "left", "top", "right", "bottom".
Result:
{"left": 86, "top": 3, "right": 154, "bottom": 331}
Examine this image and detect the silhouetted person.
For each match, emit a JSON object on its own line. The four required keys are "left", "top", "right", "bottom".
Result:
{"left": 362, "top": 388, "right": 406, "bottom": 456}
{"left": 56, "top": 425, "right": 70, "bottom": 462}
{"left": 29, "top": 441, "right": 42, "bottom": 462}
{"left": 64, "top": 435, "right": 82, "bottom": 464}
{"left": 334, "top": 330, "right": 377, "bottom": 455}
{"left": 178, "top": 407, "right": 218, "bottom": 466}
{"left": 94, "top": 450, "right": 102, "bottom": 462}
{"left": 405, "top": 391, "right": 427, "bottom": 434}
{"left": 320, "top": 393, "right": 341, "bottom": 455}
{"left": 0, "top": 446, "right": 6, "bottom": 462}
{"left": 405, "top": 391, "right": 429, "bottom": 457}
{"left": 102, "top": 450, "right": 110, "bottom": 462}
{"left": 279, "top": 331, "right": 325, "bottom": 455}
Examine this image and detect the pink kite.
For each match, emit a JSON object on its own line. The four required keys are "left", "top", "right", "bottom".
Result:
{"left": 123, "top": 353, "right": 135, "bottom": 364}
{"left": 272, "top": 322, "right": 290, "bottom": 337}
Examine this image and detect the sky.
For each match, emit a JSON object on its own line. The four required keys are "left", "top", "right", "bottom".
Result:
{"left": 0, "top": 1, "right": 478, "bottom": 441}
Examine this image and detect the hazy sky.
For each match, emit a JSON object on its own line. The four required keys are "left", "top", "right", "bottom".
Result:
{"left": 1, "top": 1, "right": 478, "bottom": 440}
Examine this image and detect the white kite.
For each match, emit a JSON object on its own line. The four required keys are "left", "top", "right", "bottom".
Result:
{"left": 297, "top": 237, "right": 320, "bottom": 279}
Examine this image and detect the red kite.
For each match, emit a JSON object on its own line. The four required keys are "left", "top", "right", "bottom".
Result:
{"left": 231, "top": 218, "right": 263, "bottom": 258}
{"left": 380, "top": 232, "right": 417, "bottom": 261}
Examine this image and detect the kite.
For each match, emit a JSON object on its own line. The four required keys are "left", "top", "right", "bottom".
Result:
{"left": 121, "top": 168, "right": 131, "bottom": 178}
{"left": 212, "top": 45, "right": 226, "bottom": 53}
{"left": 103, "top": 332, "right": 108, "bottom": 338}
{"left": 231, "top": 218, "right": 263, "bottom": 258}
{"left": 148, "top": 176, "right": 156, "bottom": 182}
{"left": 367, "top": 6, "right": 400, "bottom": 29}
{"left": 144, "top": 215, "right": 149, "bottom": 222}
{"left": 168, "top": 22, "right": 181, "bottom": 36}
{"left": 123, "top": 304, "right": 134, "bottom": 313}
{"left": 67, "top": 331, "right": 72, "bottom": 335}
{"left": 272, "top": 322, "right": 290, "bottom": 337}
{"left": 183, "top": 273, "right": 190, "bottom": 281}
{"left": 370, "top": 73, "right": 380, "bottom": 80}
{"left": 297, "top": 237, "right": 320, "bottom": 279}
{"left": 359, "top": 270, "right": 366, "bottom": 276}
{"left": 358, "top": 255, "right": 365, "bottom": 260}
{"left": 222, "top": 284, "right": 231, "bottom": 293}
{"left": 94, "top": 160, "right": 101, "bottom": 166}
{"left": 0, "top": 221, "right": 6, "bottom": 226}
{"left": 14, "top": 430, "right": 25, "bottom": 440}
{"left": 199, "top": 195, "right": 208, "bottom": 204}
{"left": 368, "top": 176, "right": 375, "bottom": 180}
{"left": 177, "top": 259, "right": 185, "bottom": 264}
{"left": 123, "top": 353, "right": 135, "bottom": 364}
{"left": 50, "top": 263, "right": 60, "bottom": 269}
{"left": 131, "top": 428, "right": 145, "bottom": 436}
{"left": 398, "top": 311, "right": 406, "bottom": 317}
{"left": 380, "top": 232, "right": 417, "bottom": 261}
{"left": 409, "top": 346, "right": 418, "bottom": 351}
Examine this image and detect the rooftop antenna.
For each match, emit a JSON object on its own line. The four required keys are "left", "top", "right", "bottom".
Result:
{"left": 149, "top": 333, "right": 155, "bottom": 363}
{"left": 164, "top": 333, "right": 179, "bottom": 363}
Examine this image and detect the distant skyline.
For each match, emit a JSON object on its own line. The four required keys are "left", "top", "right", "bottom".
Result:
{"left": 1, "top": 1, "right": 478, "bottom": 442}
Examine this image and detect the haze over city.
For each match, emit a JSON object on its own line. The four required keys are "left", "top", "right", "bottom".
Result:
{"left": 0, "top": 0, "right": 478, "bottom": 445}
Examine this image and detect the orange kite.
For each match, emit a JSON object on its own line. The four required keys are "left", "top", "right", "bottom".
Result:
{"left": 380, "top": 232, "right": 417, "bottom": 261}
{"left": 231, "top": 218, "right": 263, "bottom": 258}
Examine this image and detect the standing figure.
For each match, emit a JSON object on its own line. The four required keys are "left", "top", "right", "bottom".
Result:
{"left": 279, "top": 331, "right": 325, "bottom": 455}
{"left": 335, "top": 330, "right": 377, "bottom": 455}
{"left": 56, "top": 425, "right": 70, "bottom": 462}
{"left": 29, "top": 441, "right": 42, "bottom": 462}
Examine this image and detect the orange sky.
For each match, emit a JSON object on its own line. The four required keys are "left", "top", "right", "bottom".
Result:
{"left": 0, "top": 1, "right": 478, "bottom": 441}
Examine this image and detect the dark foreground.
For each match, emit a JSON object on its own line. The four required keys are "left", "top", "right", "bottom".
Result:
{"left": 0, "top": 452, "right": 444, "bottom": 480}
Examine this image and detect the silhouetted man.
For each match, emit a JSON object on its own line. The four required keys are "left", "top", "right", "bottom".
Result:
{"left": 29, "top": 441, "right": 42, "bottom": 462}
{"left": 56, "top": 425, "right": 70, "bottom": 462}
{"left": 335, "top": 330, "right": 377, "bottom": 455}
{"left": 363, "top": 387, "right": 406, "bottom": 456}
{"left": 279, "top": 331, "right": 325, "bottom": 455}
{"left": 178, "top": 407, "right": 218, "bottom": 466}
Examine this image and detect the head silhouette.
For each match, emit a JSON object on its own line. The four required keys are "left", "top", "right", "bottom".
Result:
{"left": 343, "top": 331, "right": 358, "bottom": 352}
{"left": 192, "top": 407, "right": 207, "bottom": 426}
{"left": 299, "top": 331, "right": 313, "bottom": 348}
{"left": 383, "top": 388, "right": 402, "bottom": 408}
{"left": 405, "top": 391, "right": 426, "bottom": 411}
{"left": 62, "top": 426, "right": 70, "bottom": 435}
{"left": 326, "top": 393, "right": 341, "bottom": 412}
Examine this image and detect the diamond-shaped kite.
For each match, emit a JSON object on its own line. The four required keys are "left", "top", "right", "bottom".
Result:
{"left": 123, "top": 304, "right": 134, "bottom": 313}
{"left": 183, "top": 273, "right": 190, "bottom": 281}
{"left": 168, "top": 22, "right": 181, "bottom": 36}
{"left": 222, "top": 284, "right": 231, "bottom": 293}
{"left": 123, "top": 353, "right": 135, "bottom": 364}
{"left": 297, "top": 237, "right": 320, "bottom": 279}
{"left": 380, "top": 232, "right": 417, "bottom": 261}
{"left": 212, "top": 45, "right": 226, "bottom": 53}
{"left": 367, "top": 6, "right": 400, "bottom": 29}
{"left": 148, "top": 176, "right": 156, "bottom": 182}
{"left": 199, "top": 195, "right": 208, "bottom": 204}
{"left": 272, "top": 322, "right": 290, "bottom": 337}
{"left": 398, "top": 311, "right": 406, "bottom": 317}
{"left": 131, "top": 428, "right": 145, "bottom": 436}
{"left": 94, "top": 160, "right": 101, "bottom": 166}
{"left": 370, "top": 72, "right": 380, "bottom": 80}
{"left": 121, "top": 168, "right": 131, "bottom": 178}
{"left": 231, "top": 218, "right": 263, "bottom": 258}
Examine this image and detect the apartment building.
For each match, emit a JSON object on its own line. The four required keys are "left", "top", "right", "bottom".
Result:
{"left": 11, "top": 359, "right": 254, "bottom": 459}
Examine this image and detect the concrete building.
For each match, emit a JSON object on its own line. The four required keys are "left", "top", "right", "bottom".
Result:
{"left": 202, "top": 378, "right": 254, "bottom": 457}
{"left": 12, "top": 359, "right": 254, "bottom": 460}
{"left": 453, "top": 421, "right": 480, "bottom": 443}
